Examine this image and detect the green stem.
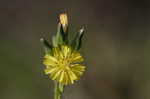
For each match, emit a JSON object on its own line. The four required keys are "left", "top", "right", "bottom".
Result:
{"left": 54, "top": 81, "right": 64, "bottom": 99}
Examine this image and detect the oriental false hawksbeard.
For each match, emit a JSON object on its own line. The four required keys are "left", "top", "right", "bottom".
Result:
{"left": 41, "top": 13, "right": 86, "bottom": 99}
{"left": 43, "top": 45, "right": 85, "bottom": 85}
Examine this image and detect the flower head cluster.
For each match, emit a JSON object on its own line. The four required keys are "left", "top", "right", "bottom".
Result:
{"left": 41, "top": 13, "right": 85, "bottom": 85}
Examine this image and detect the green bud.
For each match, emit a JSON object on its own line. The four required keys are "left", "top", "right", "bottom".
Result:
{"left": 71, "top": 27, "right": 84, "bottom": 50}
{"left": 55, "top": 23, "right": 66, "bottom": 45}
{"left": 40, "top": 38, "right": 52, "bottom": 54}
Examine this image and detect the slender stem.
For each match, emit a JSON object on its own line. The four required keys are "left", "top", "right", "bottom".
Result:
{"left": 54, "top": 81, "right": 64, "bottom": 99}
{"left": 54, "top": 82, "right": 59, "bottom": 99}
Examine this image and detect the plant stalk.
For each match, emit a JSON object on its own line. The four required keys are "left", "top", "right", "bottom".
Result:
{"left": 54, "top": 81, "right": 64, "bottom": 99}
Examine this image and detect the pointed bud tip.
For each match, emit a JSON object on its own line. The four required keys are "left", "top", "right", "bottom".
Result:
{"left": 79, "top": 27, "right": 85, "bottom": 35}
{"left": 40, "top": 38, "right": 44, "bottom": 42}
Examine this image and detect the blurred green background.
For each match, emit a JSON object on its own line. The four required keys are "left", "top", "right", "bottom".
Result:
{"left": 0, "top": 0, "right": 150, "bottom": 99}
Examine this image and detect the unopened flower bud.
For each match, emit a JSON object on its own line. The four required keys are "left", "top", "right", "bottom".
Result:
{"left": 59, "top": 13, "right": 68, "bottom": 32}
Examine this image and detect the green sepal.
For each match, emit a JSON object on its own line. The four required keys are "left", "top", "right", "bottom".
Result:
{"left": 55, "top": 23, "right": 68, "bottom": 46}
{"left": 40, "top": 38, "right": 52, "bottom": 54}
{"left": 55, "top": 23, "right": 65, "bottom": 45}
{"left": 62, "top": 25, "right": 68, "bottom": 44}
{"left": 52, "top": 36, "right": 58, "bottom": 47}
{"left": 71, "top": 27, "right": 84, "bottom": 50}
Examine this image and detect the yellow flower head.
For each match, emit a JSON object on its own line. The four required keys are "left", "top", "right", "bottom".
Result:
{"left": 43, "top": 45, "right": 85, "bottom": 85}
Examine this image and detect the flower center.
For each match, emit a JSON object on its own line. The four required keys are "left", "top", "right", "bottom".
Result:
{"left": 58, "top": 58, "right": 71, "bottom": 70}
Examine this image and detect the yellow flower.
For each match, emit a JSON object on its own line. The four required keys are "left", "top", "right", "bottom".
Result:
{"left": 59, "top": 13, "right": 68, "bottom": 32}
{"left": 43, "top": 45, "right": 85, "bottom": 85}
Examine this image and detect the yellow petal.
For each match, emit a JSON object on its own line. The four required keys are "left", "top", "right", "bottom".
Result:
{"left": 61, "top": 45, "right": 71, "bottom": 58}
{"left": 59, "top": 71, "right": 65, "bottom": 82}
{"left": 45, "top": 67, "right": 58, "bottom": 75}
{"left": 53, "top": 70, "right": 62, "bottom": 80}
{"left": 71, "top": 64, "right": 85, "bottom": 71}
{"left": 44, "top": 55, "right": 58, "bottom": 66}
{"left": 69, "top": 71, "right": 77, "bottom": 80}
{"left": 71, "top": 52, "right": 84, "bottom": 63}
{"left": 43, "top": 59, "right": 56, "bottom": 67}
